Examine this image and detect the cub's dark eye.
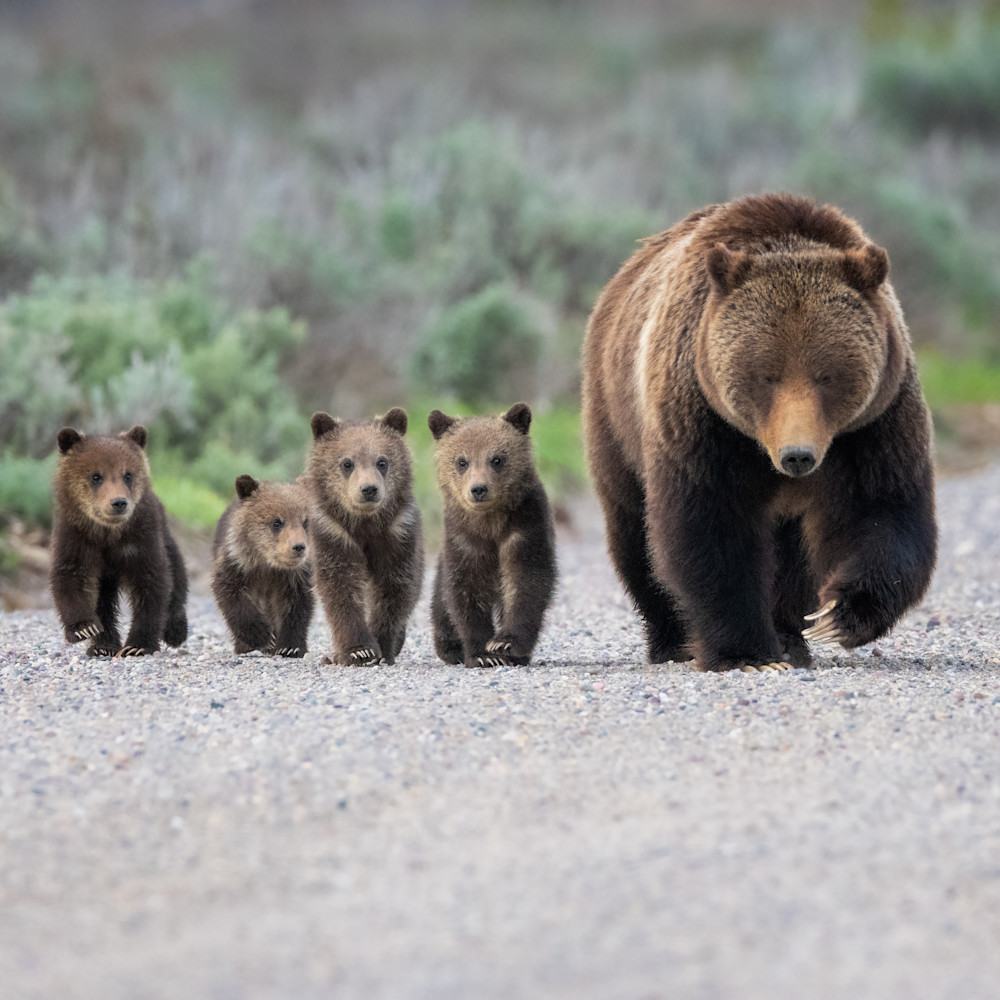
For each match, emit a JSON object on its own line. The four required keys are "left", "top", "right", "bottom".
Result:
{"left": 271, "top": 518, "right": 284, "bottom": 532}
{"left": 456, "top": 457, "right": 469, "bottom": 472}
{"left": 376, "top": 457, "right": 388, "bottom": 474}
{"left": 123, "top": 471, "right": 133, "bottom": 487}
{"left": 341, "top": 458, "right": 354, "bottom": 474}
{"left": 91, "top": 472, "right": 102, "bottom": 485}
{"left": 762, "top": 374, "right": 779, "bottom": 385}
{"left": 490, "top": 455, "right": 505, "bottom": 470}
{"left": 815, "top": 374, "right": 833, "bottom": 386}
{"left": 303, "top": 518, "right": 309, "bottom": 532}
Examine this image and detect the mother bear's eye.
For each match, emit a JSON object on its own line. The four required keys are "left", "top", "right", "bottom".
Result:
{"left": 762, "top": 374, "right": 779, "bottom": 385}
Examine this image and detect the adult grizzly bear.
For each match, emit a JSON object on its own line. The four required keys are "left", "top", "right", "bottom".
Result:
{"left": 582, "top": 193, "right": 937, "bottom": 672}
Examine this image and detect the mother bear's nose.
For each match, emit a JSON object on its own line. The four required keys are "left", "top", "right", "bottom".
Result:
{"left": 779, "top": 446, "right": 816, "bottom": 477}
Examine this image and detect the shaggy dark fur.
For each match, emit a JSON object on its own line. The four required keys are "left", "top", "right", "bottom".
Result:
{"left": 582, "top": 193, "right": 937, "bottom": 671}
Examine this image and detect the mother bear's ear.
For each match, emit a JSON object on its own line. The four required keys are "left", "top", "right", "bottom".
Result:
{"left": 706, "top": 243, "right": 754, "bottom": 295}
{"left": 842, "top": 244, "right": 889, "bottom": 296}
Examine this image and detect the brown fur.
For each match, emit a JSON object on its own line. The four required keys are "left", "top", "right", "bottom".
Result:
{"left": 428, "top": 403, "right": 556, "bottom": 668}
{"left": 306, "top": 408, "right": 423, "bottom": 665}
{"left": 582, "top": 193, "right": 937, "bottom": 671}
{"left": 49, "top": 425, "right": 188, "bottom": 656}
{"left": 211, "top": 476, "right": 314, "bottom": 656}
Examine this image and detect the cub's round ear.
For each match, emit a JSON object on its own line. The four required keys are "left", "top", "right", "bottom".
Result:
{"left": 235, "top": 475, "right": 260, "bottom": 501}
{"left": 843, "top": 244, "right": 889, "bottom": 295}
{"left": 123, "top": 425, "right": 148, "bottom": 450}
{"left": 428, "top": 410, "right": 457, "bottom": 441}
{"left": 311, "top": 412, "right": 340, "bottom": 439}
{"left": 503, "top": 402, "right": 532, "bottom": 435}
{"left": 57, "top": 427, "right": 82, "bottom": 455}
{"left": 706, "top": 243, "right": 753, "bottom": 295}
{"left": 381, "top": 407, "right": 408, "bottom": 436}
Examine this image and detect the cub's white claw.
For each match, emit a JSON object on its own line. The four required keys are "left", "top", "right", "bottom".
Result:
{"left": 804, "top": 599, "right": 838, "bottom": 622}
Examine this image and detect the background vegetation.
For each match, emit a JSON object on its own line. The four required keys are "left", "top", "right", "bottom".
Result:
{"left": 1, "top": 0, "right": 999, "bottom": 562}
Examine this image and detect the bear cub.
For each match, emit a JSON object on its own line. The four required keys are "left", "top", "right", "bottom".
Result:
{"left": 49, "top": 425, "right": 188, "bottom": 656}
{"left": 428, "top": 402, "right": 556, "bottom": 668}
{"left": 307, "top": 408, "right": 423, "bottom": 665}
{"left": 212, "top": 475, "right": 314, "bottom": 657}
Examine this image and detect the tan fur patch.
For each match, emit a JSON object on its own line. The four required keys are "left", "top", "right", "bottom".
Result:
{"left": 226, "top": 481, "right": 311, "bottom": 573}
{"left": 433, "top": 416, "right": 534, "bottom": 517}
{"left": 54, "top": 434, "right": 150, "bottom": 534}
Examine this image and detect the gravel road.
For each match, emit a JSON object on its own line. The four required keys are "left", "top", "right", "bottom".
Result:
{"left": 2, "top": 464, "right": 999, "bottom": 1000}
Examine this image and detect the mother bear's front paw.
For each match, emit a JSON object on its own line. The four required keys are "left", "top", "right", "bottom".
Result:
{"left": 804, "top": 584, "right": 891, "bottom": 649}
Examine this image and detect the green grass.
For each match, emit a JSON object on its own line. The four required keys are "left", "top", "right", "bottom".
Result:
{"left": 916, "top": 351, "right": 1000, "bottom": 407}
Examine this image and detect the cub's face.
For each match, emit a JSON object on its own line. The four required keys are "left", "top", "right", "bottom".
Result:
{"left": 232, "top": 476, "right": 310, "bottom": 571}
{"left": 56, "top": 426, "right": 150, "bottom": 528}
{"left": 699, "top": 244, "right": 893, "bottom": 477}
{"left": 428, "top": 403, "right": 534, "bottom": 514}
{"left": 308, "top": 408, "right": 411, "bottom": 518}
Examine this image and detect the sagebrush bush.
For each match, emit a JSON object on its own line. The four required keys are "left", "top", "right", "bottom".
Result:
{"left": 0, "top": 454, "right": 56, "bottom": 527}
{"left": 412, "top": 283, "right": 546, "bottom": 406}
{"left": 863, "top": 15, "right": 1000, "bottom": 139}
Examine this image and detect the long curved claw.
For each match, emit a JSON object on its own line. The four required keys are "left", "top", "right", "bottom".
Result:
{"left": 474, "top": 655, "right": 512, "bottom": 668}
{"left": 74, "top": 624, "right": 102, "bottom": 641}
{"left": 486, "top": 640, "right": 513, "bottom": 654}
{"left": 804, "top": 598, "right": 838, "bottom": 622}
{"left": 760, "top": 661, "right": 792, "bottom": 671}
{"left": 803, "top": 619, "right": 844, "bottom": 644}
{"left": 116, "top": 646, "right": 149, "bottom": 658}
{"left": 348, "top": 647, "right": 379, "bottom": 664}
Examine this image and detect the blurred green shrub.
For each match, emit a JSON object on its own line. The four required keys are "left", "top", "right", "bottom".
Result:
{"left": 863, "top": 14, "right": 1000, "bottom": 139}
{"left": 412, "top": 283, "right": 545, "bottom": 405}
{"left": 0, "top": 265, "right": 310, "bottom": 528}
{"left": 0, "top": 453, "right": 57, "bottom": 528}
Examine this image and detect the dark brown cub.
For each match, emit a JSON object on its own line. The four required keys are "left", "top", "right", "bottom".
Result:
{"left": 306, "top": 408, "right": 423, "bottom": 665}
{"left": 49, "top": 425, "right": 188, "bottom": 657}
{"left": 211, "top": 475, "right": 314, "bottom": 657}
{"left": 428, "top": 402, "right": 557, "bottom": 668}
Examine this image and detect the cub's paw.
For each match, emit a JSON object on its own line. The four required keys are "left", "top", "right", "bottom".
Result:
{"left": 469, "top": 654, "right": 510, "bottom": 668}
{"left": 274, "top": 646, "right": 306, "bottom": 658}
{"left": 116, "top": 646, "right": 156, "bottom": 658}
{"left": 67, "top": 621, "right": 102, "bottom": 643}
{"left": 485, "top": 634, "right": 530, "bottom": 666}
{"left": 343, "top": 644, "right": 382, "bottom": 666}
{"left": 87, "top": 642, "right": 121, "bottom": 657}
